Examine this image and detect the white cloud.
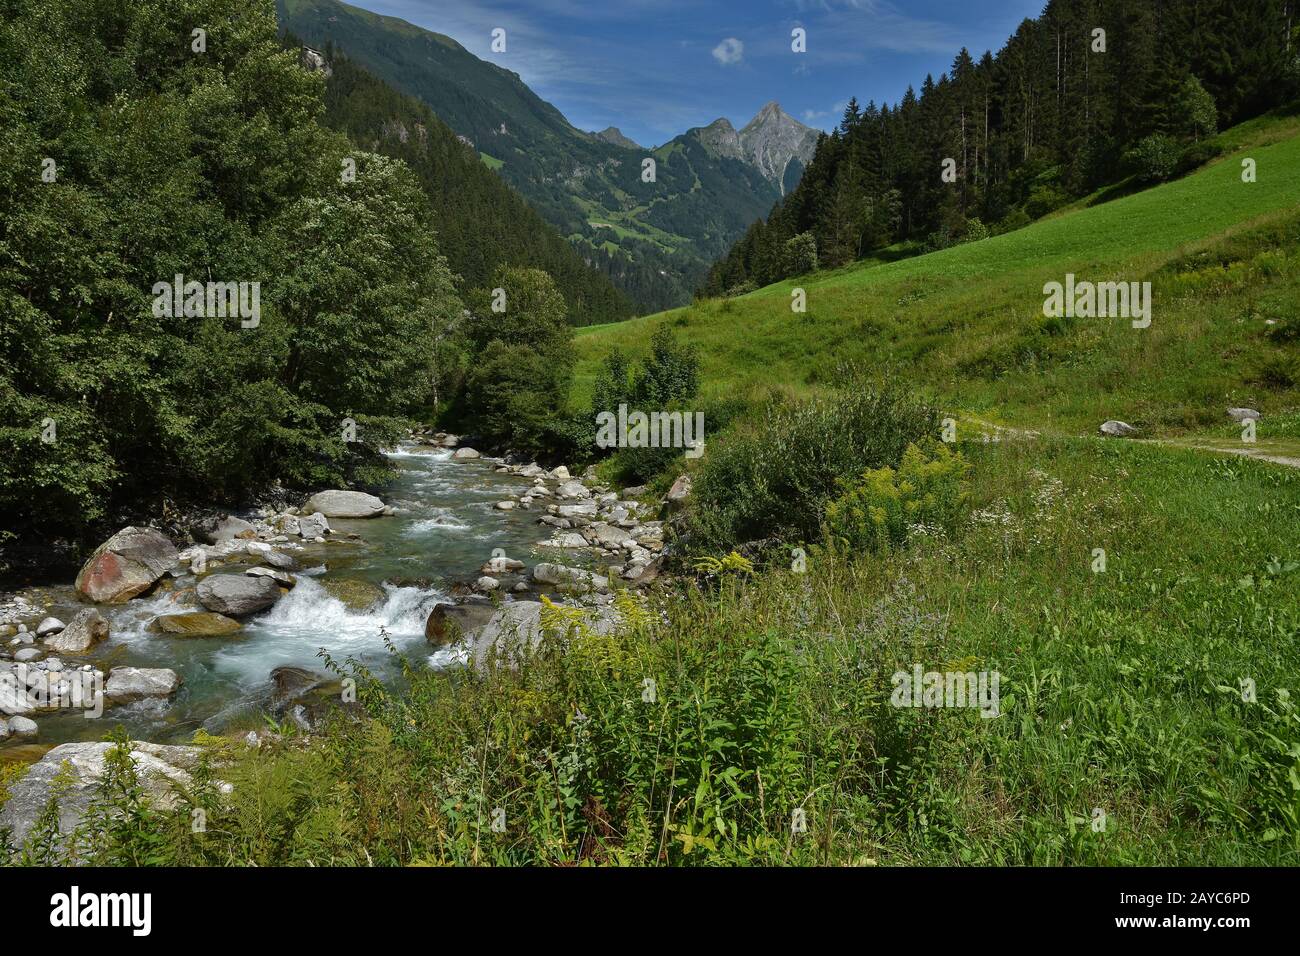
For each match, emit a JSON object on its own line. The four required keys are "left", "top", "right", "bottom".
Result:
{"left": 712, "top": 37, "right": 744, "bottom": 66}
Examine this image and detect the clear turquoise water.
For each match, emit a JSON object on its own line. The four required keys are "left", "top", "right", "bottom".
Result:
{"left": 25, "top": 446, "right": 549, "bottom": 745}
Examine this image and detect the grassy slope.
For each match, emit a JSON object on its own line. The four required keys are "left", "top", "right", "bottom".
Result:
{"left": 573, "top": 113, "right": 1300, "bottom": 450}
{"left": 13, "top": 118, "right": 1297, "bottom": 868}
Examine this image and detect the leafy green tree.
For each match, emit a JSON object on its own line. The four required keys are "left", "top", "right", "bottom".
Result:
{"left": 0, "top": 0, "right": 462, "bottom": 545}
{"left": 460, "top": 267, "right": 573, "bottom": 454}
{"left": 1177, "top": 75, "right": 1219, "bottom": 141}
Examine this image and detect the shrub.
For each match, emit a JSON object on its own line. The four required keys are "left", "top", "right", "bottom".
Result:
{"left": 960, "top": 218, "right": 990, "bottom": 243}
{"left": 685, "top": 384, "right": 939, "bottom": 553}
{"left": 783, "top": 232, "right": 819, "bottom": 276}
{"left": 588, "top": 327, "right": 701, "bottom": 483}
{"left": 1125, "top": 134, "right": 1181, "bottom": 183}
{"left": 823, "top": 443, "right": 971, "bottom": 553}
{"left": 1176, "top": 139, "right": 1224, "bottom": 176}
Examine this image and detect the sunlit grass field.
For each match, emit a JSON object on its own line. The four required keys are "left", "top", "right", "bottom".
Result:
{"left": 575, "top": 114, "right": 1300, "bottom": 444}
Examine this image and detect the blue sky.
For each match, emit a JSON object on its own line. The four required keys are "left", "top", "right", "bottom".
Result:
{"left": 353, "top": 0, "right": 1045, "bottom": 146}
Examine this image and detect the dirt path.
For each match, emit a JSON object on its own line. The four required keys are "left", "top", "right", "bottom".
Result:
{"left": 955, "top": 414, "right": 1300, "bottom": 470}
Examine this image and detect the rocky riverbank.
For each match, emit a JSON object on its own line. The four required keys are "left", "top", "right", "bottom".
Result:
{"left": 0, "top": 433, "right": 685, "bottom": 749}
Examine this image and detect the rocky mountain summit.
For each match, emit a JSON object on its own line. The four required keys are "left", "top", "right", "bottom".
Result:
{"left": 687, "top": 102, "right": 819, "bottom": 194}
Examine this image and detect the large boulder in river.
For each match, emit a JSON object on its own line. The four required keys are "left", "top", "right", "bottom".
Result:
{"left": 303, "top": 490, "right": 386, "bottom": 518}
{"left": 425, "top": 600, "right": 496, "bottom": 647}
{"left": 105, "top": 667, "right": 182, "bottom": 704}
{"left": 0, "top": 741, "right": 214, "bottom": 850}
{"left": 196, "top": 573, "right": 281, "bottom": 617}
{"left": 43, "top": 608, "right": 109, "bottom": 654}
{"left": 319, "top": 576, "right": 386, "bottom": 611}
{"left": 451, "top": 447, "right": 481, "bottom": 460}
{"left": 150, "top": 612, "right": 242, "bottom": 637}
{"left": 74, "top": 526, "right": 178, "bottom": 603}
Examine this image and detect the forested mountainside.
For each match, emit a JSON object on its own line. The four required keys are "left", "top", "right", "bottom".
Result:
{"left": 275, "top": 0, "right": 815, "bottom": 313}
{"left": 703, "top": 0, "right": 1300, "bottom": 296}
{"left": 313, "top": 48, "right": 633, "bottom": 326}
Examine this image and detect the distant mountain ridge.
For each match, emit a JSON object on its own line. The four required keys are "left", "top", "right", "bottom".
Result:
{"left": 275, "top": 0, "right": 815, "bottom": 313}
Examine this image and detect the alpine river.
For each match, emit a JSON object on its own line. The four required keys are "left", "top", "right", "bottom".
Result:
{"left": 15, "top": 445, "right": 558, "bottom": 747}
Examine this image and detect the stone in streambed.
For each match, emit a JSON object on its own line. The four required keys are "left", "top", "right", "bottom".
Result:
{"left": 6, "top": 716, "right": 38, "bottom": 738}
{"left": 43, "top": 608, "right": 109, "bottom": 654}
{"left": 245, "top": 566, "right": 296, "bottom": 587}
{"left": 194, "top": 514, "right": 257, "bottom": 544}
{"left": 105, "top": 667, "right": 182, "bottom": 704}
{"left": 196, "top": 573, "right": 281, "bottom": 617}
{"left": 318, "top": 577, "right": 386, "bottom": 611}
{"left": 303, "top": 490, "right": 387, "bottom": 519}
{"left": 35, "top": 617, "right": 65, "bottom": 637}
{"left": 296, "top": 512, "right": 330, "bottom": 538}
{"left": 150, "top": 612, "right": 243, "bottom": 637}
{"left": 425, "top": 601, "right": 496, "bottom": 647}
{"left": 75, "top": 526, "right": 178, "bottom": 603}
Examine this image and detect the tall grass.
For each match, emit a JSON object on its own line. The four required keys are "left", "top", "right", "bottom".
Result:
{"left": 6, "top": 434, "right": 1295, "bottom": 866}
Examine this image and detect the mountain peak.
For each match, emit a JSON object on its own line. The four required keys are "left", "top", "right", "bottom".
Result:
{"left": 741, "top": 101, "right": 799, "bottom": 135}
{"left": 736, "top": 102, "right": 818, "bottom": 193}
{"left": 593, "top": 126, "right": 641, "bottom": 150}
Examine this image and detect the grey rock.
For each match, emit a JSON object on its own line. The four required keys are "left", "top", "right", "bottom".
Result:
{"left": 452, "top": 447, "right": 481, "bottom": 460}
{"left": 530, "top": 563, "right": 609, "bottom": 593}
{"left": 555, "top": 480, "right": 591, "bottom": 500}
{"left": 470, "top": 600, "right": 620, "bottom": 667}
{"left": 196, "top": 573, "right": 281, "bottom": 617}
{"left": 425, "top": 601, "right": 496, "bottom": 647}
{"left": 1099, "top": 420, "right": 1139, "bottom": 437}
{"left": 44, "top": 608, "right": 109, "bottom": 654}
{"left": 0, "top": 741, "right": 210, "bottom": 849}
{"left": 588, "top": 523, "right": 634, "bottom": 548}
{"left": 1227, "top": 407, "right": 1261, "bottom": 422}
{"left": 667, "top": 474, "right": 692, "bottom": 504}
{"left": 7, "top": 715, "right": 38, "bottom": 737}
{"left": 297, "top": 512, "right": 330, "bottom": 538}
{"left": 35, "top": 617, "right": 65, "bottom": 637}
{"left": 245, "top": 566, "right": 296, "bottom": 587}
{"left": 481, "top": 555, "right": 525, "bottom": 574}
{"left": 304, "top": 490, "right": 386, "bottom": 518}
{"left": 196, "top": 515, "right": 256, "bottom": 544}
{"left": 105, "top": 667, "right": 182, "bottom": 703}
